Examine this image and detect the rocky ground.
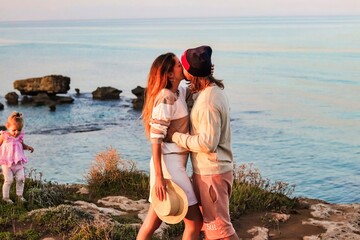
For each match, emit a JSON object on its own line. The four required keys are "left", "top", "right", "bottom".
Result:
{"left": 34, "top": 186, "right": 360, "bottom": 240}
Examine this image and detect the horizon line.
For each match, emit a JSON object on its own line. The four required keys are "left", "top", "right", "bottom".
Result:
{"left": 1, "top": 14, "right": 360, "bottom": 23}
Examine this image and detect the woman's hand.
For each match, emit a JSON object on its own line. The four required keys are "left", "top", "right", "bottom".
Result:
{"left": 154, "top": 176, "right": 167, "bottom": 201}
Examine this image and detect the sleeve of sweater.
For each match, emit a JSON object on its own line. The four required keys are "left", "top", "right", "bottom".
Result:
{"left": 149, "top": 90, "right": 176, "bottom": 144}
{"left": 172, "top": 99, "right": 221, "bottom": 153}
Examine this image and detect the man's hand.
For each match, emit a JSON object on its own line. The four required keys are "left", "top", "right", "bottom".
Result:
{"left": 164, "top": 126, "right": 177, "bottom": 143}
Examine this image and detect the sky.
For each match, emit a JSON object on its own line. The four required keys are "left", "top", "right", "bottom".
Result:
{"left": 0, "top": 0, "right": 360, "bottom": 21}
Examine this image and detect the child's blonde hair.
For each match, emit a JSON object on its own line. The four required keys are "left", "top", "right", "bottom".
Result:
{"left": 6, "top": 112, "right": 24, "bottom": 129}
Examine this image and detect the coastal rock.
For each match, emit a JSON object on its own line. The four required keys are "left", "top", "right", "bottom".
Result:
{"left": 74, "top": 200, "right": 127, "bottom": 217}
{"left": 76, "top": 186, "right": 89, "bottom": 195}
{"left": 49, "top": 103, "right": 56, "bottom": 111}
{"left": 10, "top": 189, "right": 360, "bottom": 240}
{"left": 53, "top": 95, "right": 74, "bottom": 104}
{"left": 5, "top": 91, "right": 19, "bottom": 105}
{"left": 131, "top": 85, "right": 145, "bottom": 110}
{"left": 266, "top": 212, "right": 290, "bottom": 222}
{"left": 32, "top": 93, "right": 55, "bottom": 106}
{"left": 97, "top": 196, "right": 148, "bottom": 212}
{"left": 28, "top": 204, "right": 121, "bottom": 231}
{"left": 31, "top": 93, "right": 74, "bottom": 106}
{"left": 72, "top": 198, "right": 169, "bottom": 239}
{"left": 13, "top": 75, "right": 71, "bottom": 96}
{"left": 303, "top": 202, "right": 360, "bottom": 239}
{"left": 21, "top": 95, "right": 33, "bottom": 104}
{"left": 247, "top": 226, "right": 269, "bottom": 240}
{"left": 92, "top": 86, "right": 122, "bottom": 100}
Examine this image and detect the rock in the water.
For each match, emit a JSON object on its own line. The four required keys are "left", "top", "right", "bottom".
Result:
{"left": 92, "top": 87, "right": 122, "bottom": 100}
{"left": 5, "top": 92, "right": 19, "bottom": 105}
{"left": 131, "top": 86, "right": 145, "bottom": 110}
{"left": 14, "top": 75, "right": 71, "bottom": 96}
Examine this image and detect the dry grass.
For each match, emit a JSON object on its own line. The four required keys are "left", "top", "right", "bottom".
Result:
{"left": 85, "top": 147, "right": 149, "bottom": 200}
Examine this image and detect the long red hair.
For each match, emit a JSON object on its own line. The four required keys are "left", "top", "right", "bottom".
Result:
{"left": 142, "top": 52, "right": 175, "bottom": 138}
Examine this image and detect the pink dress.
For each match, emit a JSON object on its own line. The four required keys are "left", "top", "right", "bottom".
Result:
{"left": 0, "top": 131, "right": 28, "bottom": 167}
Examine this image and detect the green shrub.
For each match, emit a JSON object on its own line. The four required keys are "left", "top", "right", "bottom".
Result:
{"left": 15, "top": 229, "right": 40, "bottom": 240}
{"left": 230, "top": 163, "right": 298, "bottom": 218}
{"left": 0, "top": 232, "right": 13, "bottom": 240}
{"left": 30, "top": 205, "right": 93, "bottom": 235}
{"left": 0, "top": 202, "right": 28, "bottom": 230}
{"left": 23, "top": 168, "right": 77, "bottom": 209}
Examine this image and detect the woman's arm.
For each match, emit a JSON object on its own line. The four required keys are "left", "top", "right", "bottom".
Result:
{"left": 152, "top": 143, "right": 166, "bottom": 201}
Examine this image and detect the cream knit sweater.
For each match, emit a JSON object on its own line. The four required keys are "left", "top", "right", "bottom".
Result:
{"left": 172, "top": 85, "right": 234, "bottom": 175}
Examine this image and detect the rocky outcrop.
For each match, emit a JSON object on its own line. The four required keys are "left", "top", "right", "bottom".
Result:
{"left": 31, "top": 93, "right": 74, "bottom": 105}
{"left": 131, "top": 86, "right": 145, "bottom": 110}
{"left": 303, "top": 200, "right": 360, "bottom": 239}
{"left": 92, "top": 87, "right": 122, "bottom": 100}
{"left": 5, "top": 75, "right": 75, "bottom": 110}
{"left": 14, "top": 75, "right": 71, "bottom": 96}
{"left": 5, "top": 91, "right": 19, "bottom": 105}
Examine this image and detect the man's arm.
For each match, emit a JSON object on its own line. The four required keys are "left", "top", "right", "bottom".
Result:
{"left": 172, "top": 107, "right": 221, "bottom": 153}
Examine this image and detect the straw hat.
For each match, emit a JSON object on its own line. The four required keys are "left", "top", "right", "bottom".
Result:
{"left": 151, "top": 179, "right": 188, "bottom": 224}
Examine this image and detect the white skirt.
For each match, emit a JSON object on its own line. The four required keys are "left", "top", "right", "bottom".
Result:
{"left": 149, "top": 153, "right": 198, "bottom": 206}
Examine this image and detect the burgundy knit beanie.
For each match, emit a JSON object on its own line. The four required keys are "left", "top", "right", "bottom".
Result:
{"left": 181, "top": 45, "right": 212, "bottom": 77}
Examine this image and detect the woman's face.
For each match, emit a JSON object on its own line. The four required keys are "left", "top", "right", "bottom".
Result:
{"left": 172, "top": 56, "right": 185, "bottom": 82}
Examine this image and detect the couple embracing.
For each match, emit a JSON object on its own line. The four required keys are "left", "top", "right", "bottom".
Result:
{"left": 137, "top": 46, "right": 239, "bottom": 240}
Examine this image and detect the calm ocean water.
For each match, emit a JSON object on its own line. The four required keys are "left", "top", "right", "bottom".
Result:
{"left": 0, "top": 16, "right": 359, "bottom": 203}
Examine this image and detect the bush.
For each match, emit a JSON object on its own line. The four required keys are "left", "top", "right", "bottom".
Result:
{"left": 85, "top": 147, "right": 149, "bottom": 200}
{"left": 230, "top": 163, "right": 298, "bottom": 218}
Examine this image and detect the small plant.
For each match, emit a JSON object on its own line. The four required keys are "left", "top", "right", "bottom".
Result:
{"left": 0, "top": 232, "right": 12, "bottom": 240}
{"left": 25, "top": 168, "right": 72, "bottom": 209}
{"left": 0, "top": 196, "right": 28, "bottom": 233}
{"left": 70, "top": 221, "right": 139, "bottom": 240}
{"left": 29, "top": 204, "right": 94, "bottom": 236}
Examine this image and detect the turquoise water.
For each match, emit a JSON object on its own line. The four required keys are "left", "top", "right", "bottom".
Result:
{"left": 0, "top": 16, "right": 359, "bottom": 203}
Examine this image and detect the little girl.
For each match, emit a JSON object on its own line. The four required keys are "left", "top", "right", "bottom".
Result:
{"left": 0, "top": 112, "right": 34, "bottom": 204}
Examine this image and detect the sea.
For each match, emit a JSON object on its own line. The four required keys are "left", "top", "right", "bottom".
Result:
{"left": 0, "top": 16, "right": 359, "bottom": 204}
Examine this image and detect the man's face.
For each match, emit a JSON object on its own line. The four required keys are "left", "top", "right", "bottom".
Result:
{"left": 183, "top": 69, "right": 198, "bottom": 93}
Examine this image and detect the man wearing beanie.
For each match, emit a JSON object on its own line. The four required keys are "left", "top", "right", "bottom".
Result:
{"left": 168, "top": 45, "right": 239, "bottom": 240}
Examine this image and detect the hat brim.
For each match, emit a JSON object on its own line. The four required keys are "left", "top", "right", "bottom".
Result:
{"left": 151, "top": 179, "right": 188, "bottom": 224}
